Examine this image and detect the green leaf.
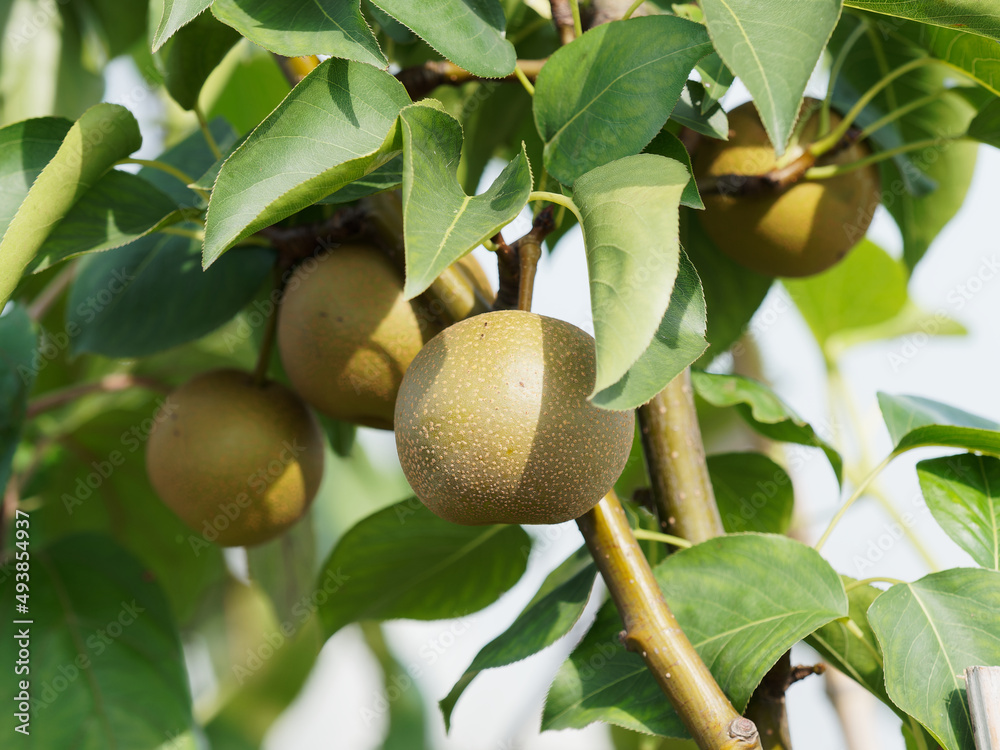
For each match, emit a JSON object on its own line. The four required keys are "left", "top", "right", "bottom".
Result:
{"left": 316, "top": 498, "right": 531, "bottom": 637}
{"left": 668, "top": 82, "right": 730, "bottom": 141}
{"left": 877, "top": 392, "right": 1000, "bottom": 456}
{"left": 696, "top": 52, "right": 734, "bottom": 113}
{"left": 917, "top": 454, "right": 1000, "bottom": 570}
{"left": 807, "top": 577, "right": 895, "bottom": 711}
{"left": 680, "top": 208, "right": 772, "bottom": 361}
{"left": 533, "top": 15, "right": 712, "bottom": 185}
{"left": 896, "top": 19, "right": 1000, "bottom": 95}
{"left": 784, "top": 239, "right": 907, "bottom": 347}
{"left": 0, "top": 118, "right": 72, "bottom": 238}
{"left": 29, "top": 171, "right": 184, "bottom": 272}
{"left": 160, "top": 10, "right": 243, "bottom": 111}
{"left": 66, "top": 233, "right": 274, "bottom": 358}
{"left": 700, "top": 0, "right": 840, "bottom": 154}
{"left": 967, "top": 98, "right": 1000, "bottom": 148}
{"left": 320, "top": 155, "right": 403, "bottom": 204}
{"left": 248, "top": 513, "right": 317, "bottom": 627}
{"left": 399, "top": 103, "right": 531, "bottom": 298}
{"left": 869, "top": 569, "right": 1000, "bottom": 750}
{"left": 202, "top": 45, "right": 292, "bottom": 135}
{"left": 159, "top": 118, "right": 240, "bottom": 201}
{"left": 369, "top": 0, "right": 515, "bottom": 78}
{"left": 692, "top": 371, "right": 843, "bottom": 482}
{"left": 204, "top": 58, "right": 410, "bottom": 266}
{"left": 152, "top": 0, "right": 214, "bottom": 50}
{"left": 211, "top": 0, "right": 386, "bottom": 65}
{"left": 590, "top": 251, "right": 707, "bottom": 411}
{"left": 844, "top": 1, "right": 1000, "bottom": 41}
{"left": 0, "top": 533, "right": 194, "bottom": 743}
{"left": 440, "top": 546, "right": 598, "bottom": 729}
{"left": 573, "top": 153, "right": 689, "bottom": 398}
{"left": 0, "top": 104, "right": 141, "bottom": 307}
{"left": 829, "top": 14, "right": 977, "bottom": 268}
{"left": 543, "top": 534, "right": 846, "bottom": 736}
{"left": 708, "top": 453, "right": 793, "bottom": 534}
{"left": 0, "top": 304, "right": 36, "bottom": 494}
{"left": 644, "top": 130, "right": 703, "bottom": 210}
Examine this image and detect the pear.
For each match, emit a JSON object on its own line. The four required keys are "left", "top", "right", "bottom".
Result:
{"left": 693, "top": 99, "right": 881, "bottom": 278}
{"left": 394, "top": 310, "right": 635, "bottom": 525}
{"left": 146, "top": 368, "right": 324, "bottom": 547}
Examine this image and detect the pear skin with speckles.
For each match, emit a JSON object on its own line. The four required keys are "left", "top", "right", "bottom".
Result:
{"left": 146, "top": 369, "right": 325, "bottom": 547}
{"left": 277, "top": 245, "right": 441, "bottom": 430}
{"left": 693, "top": 99, "right": 881, "bottom": 278}
{"left": 394, "top": 310, "right": 635, "bottom": 525}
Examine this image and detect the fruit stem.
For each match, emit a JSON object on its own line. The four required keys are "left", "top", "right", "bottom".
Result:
{"left": 253, "top": 268, "right": 282, "bottom": 387}
{"left": 194, "top": 104, "right": 223, "bottom": 160}
{"left": 622, "top": 0, "right": 645, "bottom": 20}
{"left": 568, "top": 0, "right": 583, "bottom": 37}
{"left": 517, "top": 237, "right": 542, "bottom": 312}
{"left": 638, "top": 369, "right": 725, "bottom": 544}
{"left": 809, "top": 56, "right": 939, "bottom": 159}
{"left": 804, "top": 136, "right": 963, "bottom": 180}
{"left": 26, "top": 374, "right": 172, "bottom": 419}
{"left": 576, "top": 492, "right": 761, "bottom": 750}
{"left": 819, "top": 19, "right": 870, "bottom": 135}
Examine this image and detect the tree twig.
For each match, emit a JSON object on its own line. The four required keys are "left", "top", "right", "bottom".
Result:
{"left": 638, "top": 369, "right": 724, "bottom": 543}
{"left": 576, "top": 492, "right": 761, "bottom": 750}
{"left": 549, "top": 0, "right": 577, "bottom": 44}
{"left": 395, "top": 59, "right": 545, "bottom": 101}
{"left": 26, "top": 374, "right": 172, "bottom": 419}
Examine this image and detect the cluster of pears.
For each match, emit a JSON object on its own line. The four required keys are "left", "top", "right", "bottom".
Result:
{"left": 146, "top": 242, "right": 487, "bottom": 546}
{"left": 693, "top": 99, "right": 881, "bottom": 278}
{"left": 147, "top": 233, "right": 635, "bottom": 544}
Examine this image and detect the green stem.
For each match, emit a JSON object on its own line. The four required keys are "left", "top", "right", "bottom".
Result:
{"left": 814, "top": 451, "right": 899, "bottom": 552}
{"left": 845, "top": 577, "right": 906, "bottom": 591}
{"left": 820, "top": 19, "right": 869, "bottom": 135}
{"left": 195, "top": 104, "right": 223, "bottom": 160}
{"left": 630, "top": 528, "right": 693, "bottom": 548}
{"left": 577, "top": 493, "right": 761, "bottom": 750}
{"left": 857, "top": 89, "right": 947, "bottom": 141}
{"left": 809, "top": 56, "right": 939, "bottom": 158}
{"left": 253, "top": 268, "right": 281, "bottom": 386}
{"left": 528, "top": 191, "right": 583, "bottom": 225}
{"left": 622, "top": 0, "right": 645, "bottom": 20}
{"left": 513, "top": 63, "right": 535, "bottom": 96}
{"left": 569, "top": 0, "right": 583, "bottom": 37}
{"left": 806, "top": 136, "right": 962, "bottom": 180}
{"left": 119, "top": 158, "right": 197, "bottom": 187}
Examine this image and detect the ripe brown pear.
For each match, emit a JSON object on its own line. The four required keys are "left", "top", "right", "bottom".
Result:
{"left": 394, "top": 310, "right": 635, "bottom": 525}
{"left": 146, "top": 369, "right": 324, "bottom": 547}
{"left": 693, "top": 99, "right": 881, "bottom": 277}
{"left": 277, "top": 244, "right": 442, "bottom": 429}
